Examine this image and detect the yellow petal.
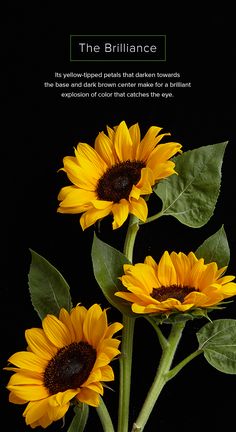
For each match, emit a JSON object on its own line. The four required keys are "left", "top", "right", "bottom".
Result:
{"left": 215, "top": 282, "right": 236, "bottom": 298}
{"left": 100, "top": 364, "right": 114, "bottom": 381}
{"left": 114, "top": 121, "right": 134, "bottom": 161}
{"left": 70, "top": 305, "right": 87, "bottom": 341}
{"left": 80, "top": 206, "right": 112, "bottom": 230}
{"left": 7, "top": 383, "right": 48, "bottom": 401}
{"left": 76, "top": 388, "right": 100, "bottom": 407}
{"left": 112, "top": 199, "right": 129, "bottom": 229}
{"left": 121, "top": 263, "right": 157, "bottom": 293}
{"left": 144, "top": 256, "right": 158, "bottom": 272}
{"left": 157, "top": 251, "right": 177, "bottom": 286}
{"left": 84, "top": 381, "right": 104, "bottom": 395}
{"left": 50, "top": 389, "right": 77, "bottom": 406}
{"left": 137, "top": 126, "right": 163, "bottom": 161}
{"left": 75, "top": 143, "right": 107, "bottom": 175}
{"left": 58, "top": 187, "right": 97, "bottom": 207}
{"left": 8, "top": 351, "right": 47, "bottom": 373}
{"left": 129, "top": 123, "right": 141, "bottom": 154}
{"left": 94, "top": 132, "right": 117, "bottom": 166}
{"left": 42, "top": 315, "right": 72, "bottom": 348}
{"left": 129, "top": 197, "right": 148, "bottom": 222}
{"left": 105, "top": 322, "right": 123, "bottom": 338}
{"left": 106, "top": 125, "right": 115, "bottom": 140}
{"left": 83, "top": 304, "right": 104, "bottom": 347}
{"left": 198, "top": 262, "right": 217, "bottom": 289}
{"left": 136, "top": 167, "right": 154, "bottom": 192}
{"left": 7, "top": 372, "right": 43, "bottom": 387}
{"left": 183, "top": 291, "right": 208, "bottom": 306}
{"left": 9, "top": 392, "right": 27, "bottom": 404}
{"left": 91, "top": 200, "right": 113, "bottom": 210}
{"left": 63, "top": 156, "right": 98, "bottom": 190}
{"left": 25, "top": 328, "right": 57, "bottom": 361}
{"left": 23, "top": 399, "right": 52, "bottom": 428}
{"left": 59, "top": 309, "right": 76, "bottom": 341}
{"left": 147, "top": 142, "right": 182, "bottom": 166}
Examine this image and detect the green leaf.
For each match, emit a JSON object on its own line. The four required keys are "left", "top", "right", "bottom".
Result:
{"left": 91, "top": 234, "right": 135, "bottom": 316}
{"left": 197, "top": 319, "right": 236, "bottom": 374}
{"left": 28, "top": 249, "right": 72, "bottom": 320}
{"left": 154, "top": 142, "right": 227, "bottom": 227}
{"left": 195, "top": 225, "right": 230, "bottom": 267}
{"left": 67, "top": 404, "right": 89, "bottom": 432}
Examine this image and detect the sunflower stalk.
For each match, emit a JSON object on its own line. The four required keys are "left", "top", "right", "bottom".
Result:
{"left": 117, "top": 215, "right": 139, "bottom": 432}
{"left": 96, "top": 397, "right": 115, "bottom": 432}
{"left": 131, "top": 322, "right": 185, "bottom": 432}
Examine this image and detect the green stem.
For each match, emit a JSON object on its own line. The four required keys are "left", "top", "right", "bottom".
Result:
{"left": 123, "top": 214, "right": 140, "bottom": 262}
{"left": 117, "top": 215, "right": 139, "bottom": 432}
{"left": 145, "top": 317, "right": 169, "bottom": 350}
{"left": 139, "top": 211, "right": 162, "bottom": 225}
{"left": 166, "top": 348, "right": 203, "bottom": 380}
{"left": 118, "top": 315, "right": 135, "bottom": 432}
{"left": 96, "top": 397, "right": 115, "bottom": 432}
{"left": 131, "top": 322, "right": 185, "bottom": 432}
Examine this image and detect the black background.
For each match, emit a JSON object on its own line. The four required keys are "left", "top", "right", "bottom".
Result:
{"left": 4, "top": 4, "right": 236, "bottom": 432}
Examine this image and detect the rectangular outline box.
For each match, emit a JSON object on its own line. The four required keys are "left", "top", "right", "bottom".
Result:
{"left": 70, "top": 34, "right": 166, "bottom": 62}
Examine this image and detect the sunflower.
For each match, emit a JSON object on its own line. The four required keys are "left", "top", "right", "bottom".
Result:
{"left": 57, "top": 120, "right": 182, "bottom": 230}
{"left": 5, "top": 304, "right": 123, "bottom": 429}
{"left": 115, "top": 251, "right": 236, "bottom": 315}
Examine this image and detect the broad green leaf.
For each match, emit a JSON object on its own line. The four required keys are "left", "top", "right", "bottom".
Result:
{"left": 195, "top": 225, "right": 230, "bottom": 267}
{"left": 67, "top": 404, "right": 89, "bottom": 432}
{"left": 91, "top": 234, "right": 135, "bottom": 316}
{"left": 154, "top": 142, "right": 227, "bottom": 227}
{"left": 197, "top": 319, "right": 236, "bottom": 374}
{"left": 28, "top": 249, "right": 72, "bottom": 320}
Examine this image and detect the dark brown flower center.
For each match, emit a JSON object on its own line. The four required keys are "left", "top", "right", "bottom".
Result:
{"left": 96, "top": 160, "right": 145, "bottom": 203}
{"left": 151, "top": 285, "right": 197, "bottom": 303}
{"left": 44, "top": 341, "right": 96, "bottom": 395}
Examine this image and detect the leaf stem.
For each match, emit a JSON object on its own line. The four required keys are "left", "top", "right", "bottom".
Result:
{"left": 96, "top": 397, "right": 115, "bottom": 432}
{"left": 131, "top": 322, "right": 185, "bottom": 432}
{"left": 139, "top": 211, "right": 163, "bottom": 225}
{"left": 166, "top": 348, "right": 203, "bottom": 380}
{"left": 117, "top": 215, "right": 139, "bottom": 432}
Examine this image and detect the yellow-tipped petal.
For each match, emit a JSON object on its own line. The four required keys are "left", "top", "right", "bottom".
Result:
{"left": 42, "top": 315, "right": 72, "bottom": 348}
{"left": 25, "top": 328, "right": 56, "bottom": 361}
{"left": 114, "top": 121, "right": 134, "bottom": 161}
{"left": 129, "top": 197, "right": 148, "bottom": 222}
{"left": 95, "top": 132, "right": 117, "bottom": 166}
{"left": 112, "top": 199, "right": 129, "bottom": 229}
{"left": 80, "top": 206, "right": 112, "bottom": 230}
{"left": 8, "top": 351, "right": 47, "bottom": 373}
{"left": 76, "top": 388, "right": 100, "bottom": 407}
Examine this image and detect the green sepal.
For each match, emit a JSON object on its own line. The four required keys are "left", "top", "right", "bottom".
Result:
{"left": 148, "top": 307, "right": 210, "bottom": 325}
{"left": 145, "top": 301, "right": 232, "bottom": 325}
{"left": 154, "top": 142, "right": 227, "bottom": 228}
{"left": 67, "top": 403, "right": 89, "bottom": 432}
{"left": 91, "top": 234, "right": 136, "bottom": 317}
{"left": 28, "top": 249, "right": 72, "bottom": 320}
{"left": 195, "top": 225, "right": 230, "bottom": 267}
{"left": 197, "top": 319, "right": 236, "bottom": 374}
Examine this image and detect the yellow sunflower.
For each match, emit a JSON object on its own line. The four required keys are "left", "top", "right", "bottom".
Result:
{"left": 115, "top": 251, "right": 236, "bottom": 315}
{"left": 57, "top": 120, "right": 182, "bottom": 230}
{"left": 5, "top": 304, "right": 123, "bottom": 429}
